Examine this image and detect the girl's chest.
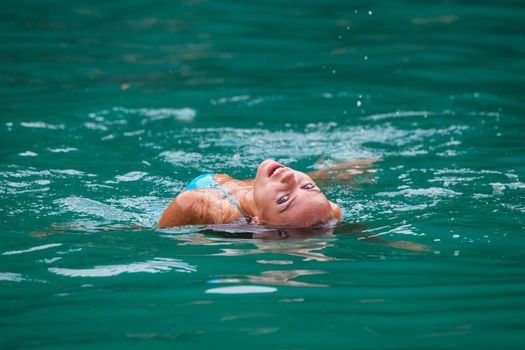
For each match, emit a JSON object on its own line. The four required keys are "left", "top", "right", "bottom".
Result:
{"left": 195, "top": 189, "right": 243, "bottom": 224}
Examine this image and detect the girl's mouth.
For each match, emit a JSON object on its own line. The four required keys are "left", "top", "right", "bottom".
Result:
{"left": 267, "top": 163, "right": 285, "bottom": 177}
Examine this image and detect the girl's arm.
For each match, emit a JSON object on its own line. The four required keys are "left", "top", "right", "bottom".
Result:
{"left": 307, "top": 158, "right": 380, "bottom": 182}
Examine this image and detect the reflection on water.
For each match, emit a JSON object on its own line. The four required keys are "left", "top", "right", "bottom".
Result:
{"left": 213, "top": 240, "right": 336, "bottom": 262}
{"left": 168, "top": 230, "right": 337, "bottom": 261}
{"left": 205, "top": 285, "right": 277, "bottom": 294}
{"left": 209, "top": 269, "right": 328, "bottom": 287}
{"left": 168, "top": 224, "right": 341, "bottom": 261}
{"left": 165, "top": 222, "right": 431, "bottom": 263}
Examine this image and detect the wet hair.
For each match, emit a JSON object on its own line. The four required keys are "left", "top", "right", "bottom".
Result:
{"left": 202, "top": 219, "right": 341, "bottom": 240}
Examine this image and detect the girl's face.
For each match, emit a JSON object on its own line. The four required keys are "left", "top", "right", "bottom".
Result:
{"left": 253, "top": 159, "right": 339, "bottom": 227}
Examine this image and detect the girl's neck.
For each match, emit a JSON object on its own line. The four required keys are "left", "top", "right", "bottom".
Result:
{"left": 231, "top": 183, "right": 258, "bottom": 218}
{"left": 215, "top": 174, "right": 258, "bottom": 218}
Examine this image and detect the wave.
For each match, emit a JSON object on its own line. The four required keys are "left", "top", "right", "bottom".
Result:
{"left": 48, "top": 257, "right": 196, "bottom": 277}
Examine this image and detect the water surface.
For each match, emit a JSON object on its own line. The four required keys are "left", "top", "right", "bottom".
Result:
{"left": 1, "top": 1, "right": 524, "bottom": 349}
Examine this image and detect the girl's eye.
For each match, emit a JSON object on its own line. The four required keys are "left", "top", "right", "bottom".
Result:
{"left": 302, "top": 183, "right": 315, "bottom": 190}
{"left": 277, "top": 195, "right": 289, "bottom": 204}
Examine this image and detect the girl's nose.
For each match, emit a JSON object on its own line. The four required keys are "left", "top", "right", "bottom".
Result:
{"left": 280, "top": 170, "right": 296, "bottom": 186}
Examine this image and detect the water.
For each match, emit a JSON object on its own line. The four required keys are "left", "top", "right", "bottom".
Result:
{"left": 1, "top": 0, "right": 524, "bottom": 348}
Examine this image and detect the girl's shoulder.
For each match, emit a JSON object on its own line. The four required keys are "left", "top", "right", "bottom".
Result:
{"left": 157, "top": 189, "right": 241, "bottom": 227}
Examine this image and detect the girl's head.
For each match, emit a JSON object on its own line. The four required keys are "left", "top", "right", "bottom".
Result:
{"left": 251, "top": 159, "right": 341, "bottom": 227}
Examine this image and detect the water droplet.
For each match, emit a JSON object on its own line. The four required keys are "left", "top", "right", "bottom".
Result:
{"left": 368, "top": 10, "right": 373, "bottom": 15}
{"left": 364, "top": 56, "right": 368, "bottom": 60}
{"left": 332, "top": 69, "right": 336, "bottom": 74}
{"left": 346, "top": 26, "right": 350, "bottom": 30}
{"left": 356, "top": 100, "right": 362, "bottom": 107}
{"left": 338, "top": 35, "right": 342, "bottom": 39}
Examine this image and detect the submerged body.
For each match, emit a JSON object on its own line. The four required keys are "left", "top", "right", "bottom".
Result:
{"left": 158, "top": 159, "right": 375, "bottom": 228}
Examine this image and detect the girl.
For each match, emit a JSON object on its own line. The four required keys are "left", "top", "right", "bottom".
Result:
{"left": 158, "top": 159, "right": 376, "bottom": 228}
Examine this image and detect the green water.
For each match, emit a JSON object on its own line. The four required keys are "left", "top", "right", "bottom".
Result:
{"left": 1, "top": 0, "right": 524, "bottom": 349}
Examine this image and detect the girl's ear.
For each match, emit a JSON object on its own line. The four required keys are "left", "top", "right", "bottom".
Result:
{"left": 329, "top": 201, "right": 342, "bottom": 219}
{"left": 250, "top": 216, "right": 261, "bottom": 225}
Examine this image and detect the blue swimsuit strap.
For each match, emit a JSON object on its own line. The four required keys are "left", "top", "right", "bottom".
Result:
{"left": 185, "top": 173, "right": 249, "bottom": 217}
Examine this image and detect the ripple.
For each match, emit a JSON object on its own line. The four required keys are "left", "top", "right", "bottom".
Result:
{"left": 3, "top": 243, "right": 62, "bottom": 256}
{"left": 376, "top": 187, "right": 461, "bottom": 198}
{"left": 20, "top": 121, "right": 65, "bottom": 130}
{"left": 211, "top": 95, "right": 251, "bottom": 105}
{"left": 54, "top": 169, "right": 86, "bottom": 176}
{"left": 0, "top": 272, "right": 24, "bottom": 282}
{"left": 18, "top": 151, "right": 38, "bottom": 157}
{"left": 115, "top": 171, "right": 147, "bottom": 182}
{"left": 0, "top": 168, "right": 88, "bottom": 179}
{"left": 159, "top": 151, "right": 202, "bottom": 167}
{"left": 56, "top": 196, "right": 139, "bottom": 222}
{"left": 48, "top": 147, "right": 77, "bottom": 153}
{"left": 84, "top": 122, "right": 108, "bottom": 131}
{"left": 153, "top": 122, "right": 470, "bottom": 172}
{"left": 362, "top": 111, "right": 434, "bottom": 121}
{"left": 48, "top": 258, "right": 196, "bottom": 277}
{"left": 501, "top": 204, "right": 525, "bottom": 213}
{"left": 112, "top": 107, "right": 196, "bottom": 122}
{"left": 490, "top": 182, "right": 525, "bottom": 193}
